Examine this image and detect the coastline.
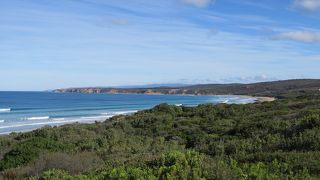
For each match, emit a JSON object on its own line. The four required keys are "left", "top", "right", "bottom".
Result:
{"left": 0, "top": 93, "right": 274, "bottom": 136}
{"left": 0, "top": 117, "right": 109, "bottom": 135}
{"left": 255, "top": 96, "right": 276, "bottom": 102}
{"left": 0, "top": 110, "right": 140, "bottom": 135}
{"left": 54, "top": 91, "right": 276, "bottom": 103}
{"left": 190, "top": 94, "right": 276, "bottom": 103}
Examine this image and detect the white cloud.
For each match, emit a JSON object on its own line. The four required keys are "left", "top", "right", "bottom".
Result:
{"left": 181, "top": 0, "right": 215, "bottom": 8}
{"left": 273, "top": 31, "right": 320, "bottom": 43}
{"left": 294, "top": 0, "right": 320, "bottom": 11}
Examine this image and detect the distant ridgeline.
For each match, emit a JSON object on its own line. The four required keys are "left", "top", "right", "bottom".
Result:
{"left": 54, "top": 79, "right": 320, "bottom": 97}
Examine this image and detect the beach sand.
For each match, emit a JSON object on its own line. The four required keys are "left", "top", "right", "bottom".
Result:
{"left": 255, "top": 96, "right": 276, "bottom": 102}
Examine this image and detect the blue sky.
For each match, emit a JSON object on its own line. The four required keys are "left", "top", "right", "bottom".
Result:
{"left": 1, "top": 0, "right": 320, "bottom": 90}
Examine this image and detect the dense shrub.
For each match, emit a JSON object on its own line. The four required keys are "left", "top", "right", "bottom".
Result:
{"left": 1, "top": 91, "right": 320, "bottom": 179}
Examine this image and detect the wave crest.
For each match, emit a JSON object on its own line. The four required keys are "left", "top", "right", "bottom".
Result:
{"left": 25, "top": 116, "right": 50, "bottom": 120}
{"left": 0, "top": 108, "right": 11, "bottom": 112}
{"left": 101, "top": 110, "right": 138, "bottom": 116}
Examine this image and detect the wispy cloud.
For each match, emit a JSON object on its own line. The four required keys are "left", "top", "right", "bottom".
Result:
{"left": 111, "top": 18, "right": 129, "bottom": 26}
{"left": 180, "top": 0, "right": 215, "bottom": 8}
{"left": 293, "top": 0, "right": 320, "bottom": 11}
{"left": 207, "top": 28, "right": 219, "bottom": 37}
{"left": 273, "top": 31, "right": 320, "bottom": 43}
{"left": 1, "top": 0, "right": 320, "bottom": 90}
{"left": 226, "top": 0, "right": 274, "bottom": 10}
{"left": 220, "top": 75, "right": 277, "bottom": 84}
{"left": 171, "top": 75, "right": 276, "bottom": 84}
{"left": 206, "top": 12, "right": 275, "bottom": 24}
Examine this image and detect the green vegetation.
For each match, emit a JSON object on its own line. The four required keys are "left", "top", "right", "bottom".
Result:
{"left": 55, "top": 79, "right": 320, "bottom": 97}
{"left": 1, "top": 91, "right": 320, "bottom": 179}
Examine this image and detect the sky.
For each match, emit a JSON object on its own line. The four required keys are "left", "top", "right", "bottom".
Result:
{"left": 0, "top": 0, "right": 320, "bottom": 90}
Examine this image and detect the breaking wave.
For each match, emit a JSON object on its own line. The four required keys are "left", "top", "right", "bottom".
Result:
{"left": 101, "top": 110, "right": 138, "bottom": 116}
{"left": 24, "top": 116, "right": 50, "bottom": 120}
{"left": 0, "top": 108, "right": 11, "bottom": 112}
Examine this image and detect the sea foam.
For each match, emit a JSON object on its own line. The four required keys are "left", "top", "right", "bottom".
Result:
{"left": 0, "top": 108, "right": 11, "bottom": 112}
{"left": 0, "top": 117, "right": 106, "bottom": 130}
{"left": 25, "top": 116, "right": 50, "bottom": 120}
{"left": 51, "top": 118, "right": 65, "bottom": 121}
{"left": 222, "top": 100, "right": 229, "bottom": 103}
{"left": 114, "top": 110, "right": 138, "bottom": 115}
{"left": 101, "top": 110, "right": 138, "bottom": 116}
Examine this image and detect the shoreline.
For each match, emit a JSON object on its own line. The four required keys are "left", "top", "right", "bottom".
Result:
{"left": 0, "top": 94, "right": 275, "bottom": 136}
{"left": 254, "top": 96, "right": 276, "bottom": 102}
{"left": 54, "top": 91, "right": 276, "bottom": 103}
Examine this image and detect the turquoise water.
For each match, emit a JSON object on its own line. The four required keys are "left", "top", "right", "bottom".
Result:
{"left": 0, "top": 92, "right": 256, "bottom": 134}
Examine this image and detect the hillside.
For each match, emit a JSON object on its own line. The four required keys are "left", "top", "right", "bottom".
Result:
{"left": 54, "top": 79, "right": 320, "bottom": 98}
{"left": 1, "top": 90, "right": 320, "bottom": 179}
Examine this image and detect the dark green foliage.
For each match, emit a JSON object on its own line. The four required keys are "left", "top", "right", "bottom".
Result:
{"left": 1, "top": 91, "right": 320, "bottom": 179}
{"left": 0, "top": 137, "right": 71, "bottom": 170}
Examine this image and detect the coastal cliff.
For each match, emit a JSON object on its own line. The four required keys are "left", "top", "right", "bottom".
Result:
{"left": 54, "top": 79, "right": 320, "bottom": 98}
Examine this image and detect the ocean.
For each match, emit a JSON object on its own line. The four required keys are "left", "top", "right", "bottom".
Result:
{"left": 0, "top": 91, "right": 256, "bottom": 134}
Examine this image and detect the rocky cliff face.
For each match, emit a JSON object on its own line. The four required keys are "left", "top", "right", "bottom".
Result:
{"left": 53, "top": 88, "right": 178, "bottom": 95}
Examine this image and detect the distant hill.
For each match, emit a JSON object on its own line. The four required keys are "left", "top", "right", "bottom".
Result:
{"left": 53, "top": 79, "right": 320, "bottom": 98}
{"left": 107, "top": 83, "right": 191, "bottom": 89}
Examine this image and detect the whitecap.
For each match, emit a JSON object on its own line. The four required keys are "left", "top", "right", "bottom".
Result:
{"left": 100, "top": 112, "right": 110, "bottom": 115}
{"left": 101, "top": 110, "right": 138, "bottom": 116}
{"left": 0, "top": 117, "right": 107, "bottom": 130}
{"left": 113, "top": 110, "right": 138, "bottom": 115}
{"left": 80, "top": 116, "right": 104, "bottom": 119}
{"left": 0, "top": 108, "right": 11, "bottom": 112}
{"left": 222, "top": 100, "right": 229, "bottom": 103}
{"left": 25, "top": 116, "right": 50, "bottom": 120}
{"left": 80, "top": 115, "right": 113, "bottom": 120}
{"left": 51, "top": 118, "right": 65, "bottom": 121}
